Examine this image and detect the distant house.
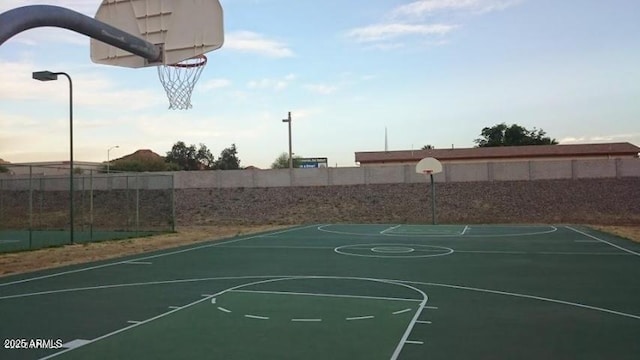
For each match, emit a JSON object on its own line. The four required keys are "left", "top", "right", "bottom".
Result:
{"left": 2, "top": 161, "right": 103, "bottom": 176}
{"left": 355, "top": 142, "right": 640, "bottom": 166}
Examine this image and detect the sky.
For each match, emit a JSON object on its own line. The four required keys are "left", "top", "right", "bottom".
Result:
{"left": 0, "top": 0, "right": 639, "bottom": 168}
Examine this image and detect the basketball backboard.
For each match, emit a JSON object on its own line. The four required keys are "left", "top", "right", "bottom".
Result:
{"left": 90, "top": 0, "right": 224, "bottom": 68}
{"left": 415, "top": 157, "right": 443, "bottom": 174}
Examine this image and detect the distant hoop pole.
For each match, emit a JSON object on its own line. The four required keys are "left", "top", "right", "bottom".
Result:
{"left": 423, "top": 170, "right": 436, "bottom": 225}
{"left": 0, "top": 5, "right": 161, "bottom": 62}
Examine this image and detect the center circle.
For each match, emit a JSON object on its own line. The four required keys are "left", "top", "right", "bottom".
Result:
{"left": 334, "top": 243, "right": 454, "bottom": 258}
{"left": 371, "top": 246, "right": 415, "bottom": 254}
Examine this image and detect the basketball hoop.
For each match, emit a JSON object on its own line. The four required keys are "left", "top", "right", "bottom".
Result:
{"left": 157, "top": 55, "right": 207, "bottom": 110}
{"left": 422, "top": 169, "right": 433, "bottom": 176}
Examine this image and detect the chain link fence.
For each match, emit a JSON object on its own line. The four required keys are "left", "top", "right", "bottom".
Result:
{"left": 0, "top": 165, "right": 174, "bottom": 252}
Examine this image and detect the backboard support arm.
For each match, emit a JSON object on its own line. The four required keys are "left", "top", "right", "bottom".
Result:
{"left": 0, "top": 5, "right": 161, "bottom": 63}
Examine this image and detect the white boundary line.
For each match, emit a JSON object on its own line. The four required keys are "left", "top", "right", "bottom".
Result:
{"left": 0, "top": 224, "right": 319, "bottom": 287}
{"left": 565, "top": 226, "right": 640, "bottom": 257}
{"left": 38, "top": 276, "right": 429, "bottom": 359}
{"left": 334, "top": 243, "right": 454, "bottom": 259}
{"left": 403, "top": 280, "right": 640, "bottom": 320}
{"left": 405, "top": 340, "right": 424, "bottom": 345}
{"left": 5, "top": 275, "right": 640, "bottom": 321}
{"left": 460, "top": 225, "right": 469, "bottom": 235}
{"left": 244, "top": 314, "right": 269, "bottom": 320}
{"left": 346, "top": 315, "right": 374, "bottom": 321}
{"left": 380, "top": 225, "right": 401, "bottom": 234}
{"left": 317, "top": 224, "right": 558, "bottom": 238}
{"left": 392, "top": 308, "right": 412, "bottom": 315}
{"left": 230, "top": 289, "right": 422, "bottom": 302}
{"left": 291, "top": 318, "right": 322, "bottom": 322}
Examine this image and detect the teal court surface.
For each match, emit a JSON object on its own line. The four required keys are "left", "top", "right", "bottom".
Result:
{"left": 0, "top": 224, "right": 639, "bottom": 359}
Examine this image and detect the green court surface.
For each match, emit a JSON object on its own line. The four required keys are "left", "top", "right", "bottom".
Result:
{"left": 0, "top": 224, "right": 639, "bottom": 359}
{"left": 0, "top": 230, "right": 161, "bottom": 253}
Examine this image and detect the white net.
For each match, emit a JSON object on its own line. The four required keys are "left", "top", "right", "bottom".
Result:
{"left": 157, "top": 55, "right": 207, "bottom": 110}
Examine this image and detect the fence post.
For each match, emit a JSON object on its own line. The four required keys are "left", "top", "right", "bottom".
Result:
{"left": 29, "top": 166, "right": 33, "bottom": 249}
{"left": 135, "top": 174, "right": 140, "bottom": 234}
{"left": 171, "top": 174, "right": 176, "bottom": 232}
{"left": 90, "top": 170, "right": 94, "bottom": 240}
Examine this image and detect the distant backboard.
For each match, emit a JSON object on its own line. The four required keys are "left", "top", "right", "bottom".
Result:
{"left": 90, "top": 0, "right": 224, "bottom": 68}
{"left": 416, "top": 157, "right": 443, "bottom": 174}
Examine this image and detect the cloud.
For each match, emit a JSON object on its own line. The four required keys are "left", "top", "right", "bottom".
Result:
{"left": 247, "top": 74, "right": 296, "bottom": 91}
{"left": 199, "top": 78, "right": 232, "bottom": 91}
{"left": 0, "top": 0, "right": 98, "bottom": 15}
{"left": 392, "top": 0, "right": 522, "bottom": 18}
{"left": 560, "top": 133, "right": 640, "bottom": 144}
{"left": 304, "top": 84, "right": 338, "bottom": 95}
{"left": 345, "top": 0, "right": 521, "bottom": 49}
{"left": 225, "top": 31, "right": 294, "bottom": 58}
{"left": 346, "top": 23, "right": 457, "bottom": 43}
{"left": 0, "top": 60, "right": 161, "bottom": 110}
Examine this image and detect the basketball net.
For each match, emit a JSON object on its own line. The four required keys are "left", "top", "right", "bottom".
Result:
{"left": 157, "top": 55, "right": 207, "bottom": 110}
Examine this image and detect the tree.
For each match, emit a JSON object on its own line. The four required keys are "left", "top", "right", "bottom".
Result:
{"left": 0, "top": 165, "right": 8, "bottom": 173}
{"left": 271, "top": 152, "right": 302, "bottom": 169}
{"left": 474, "top": 123, "right": 558, "bottom": 147}
{"left": 106, "top": 158, "right": 170, "bottom": 172}
{"left": 165, "top": 141, "right": 214, "bottom": 170}
{"left": 213, "top": 144, "right": 241, "bottom": 170}
{"left": 421, "top": 145, "right": 434, "bottom": 150}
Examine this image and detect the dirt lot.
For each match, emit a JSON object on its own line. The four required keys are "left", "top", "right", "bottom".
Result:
{"left": 593, "top": 225, "right": 640, "bottom": 244}
{"left": 0, "top": 225, "right": 287, "bottom": 278}
{"left": 0, "top": 224, "right": 637, "bottom": 278}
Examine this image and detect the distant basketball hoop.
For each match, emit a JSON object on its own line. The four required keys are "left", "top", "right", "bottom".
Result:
{"left": 416, "top": 157, "right": 442, "bottom": 225}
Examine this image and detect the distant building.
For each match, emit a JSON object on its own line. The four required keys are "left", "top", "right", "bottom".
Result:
{"left": 355, "top": 142, "right": 640, "bottom": 166}
{"left": 2, "top": 161, "right": 103, "bottom": 176}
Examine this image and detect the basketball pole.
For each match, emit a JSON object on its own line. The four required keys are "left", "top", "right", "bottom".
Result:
{"left": 430, "top": 173, "right": 436, "bottom": 225}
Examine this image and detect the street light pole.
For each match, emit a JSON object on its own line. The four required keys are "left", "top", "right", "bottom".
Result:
{"left": 32, "top": 70, "right": 74, "bottom": 244}
{"left": 282, "top": 112, "right": 292, "bottom": 169}
{"left": 107, "top": 145, "right": 119, "bottom": 174}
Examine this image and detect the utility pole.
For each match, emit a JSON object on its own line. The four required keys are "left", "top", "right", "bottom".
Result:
{"left": 282, "top": 112, "right": 293, "bottom": 169}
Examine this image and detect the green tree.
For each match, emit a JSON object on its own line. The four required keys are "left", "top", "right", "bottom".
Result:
{"left": 421, "top": 145, "right": 434, "bottom": 150}
{"left": 213, "top": 144, "right": 241, "bottom": 170}
{"left": 165, "top": 141, "right": 214, "bottom": 170}
{"left": 0, "top": 165, "right": 8, "bottom": 173}
{"left": 106, "top": 158, "right": 170, "bottom": 172}
{"left": 271, "top": 152, "right": 302, "bottom": 169}
{"left": 474, "top": 123, "right": 558, "bottom": 147}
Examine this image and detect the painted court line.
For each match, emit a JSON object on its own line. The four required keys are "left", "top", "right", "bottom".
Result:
{"left": 8, "top": 275, "right": 638, "bottom": 322}
{"left": 123, "top": 261, "right": 152, "bottom": 265}
{"left": 566, "top": 226, "right": 640, "bottom": 257}
{"left": 404, "top": 280, "right": 640, "bottom": 321}
{"left": 416, "top": 320, "right": 432, "bottom": 324}
{"left": 574, "top": 240, "right": 600, "bottom": 243}
{"left": 405, "top": 340, "right": 424, "bottom": 345}
{"left": 392, "top": 308, "right": 412, "bottom": 315}
{"left": 38, "top": 277, "right": 298, "bottom": 359}
{"left": 168, "top": 306, "right": 180, "bottom": 310}
{"left": 424, "top": 306, "right": 438, "bottom": 310}
{"left": 217, "top": 307, "right": 232, "bottom": 313}
{"left": 126, "top": 320, "right": 140, "bottom": 324}
{"left": 61, "top": 339, "right": 90, "bottom": 349}
{"left": 244, "top": 314, "right": 269, "bottom": 320}
{"left": 230, "top": 289, "right": 422, "bottom": 303}
{"left": 346, "top": 315, "right": 375, "bottom": 321}
{"left": 461, "top": 225, "right": 470, "bottom": 235}
{"left": 380, "top": 224, "right": 402, "bottom": 234}
{"left": 0, "top": 225, "right": 319, "bottom": 288}
{"left": 291, "top": 318, "right": 322, "bottom": 322}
